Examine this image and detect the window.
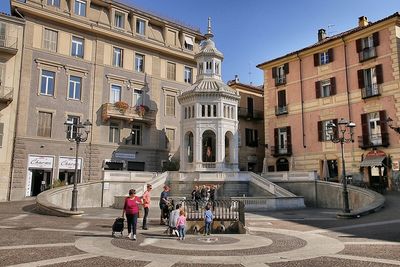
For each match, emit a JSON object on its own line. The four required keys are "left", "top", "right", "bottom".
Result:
{"left": 132, "top": 89, "right": 143, "bottom": 106}
{"left": 40, "top": 70, "right": 55, "bottom": 96}
{"left": 318, "top": 119, "right": 336, "bottom": 142}
{"left": 135, "top": 53, "right": 144, "bottom": 72}
{"left": 184, "top": 67, "right": 192, "bottom": 83}
{"left": 109, "top": 122, "right": 120, "bottom": 143}
{"left": 165, "top": 95, "right": 175, "bottom": 116}
{"left": 272, "top": 63, "right": 288, "bottom": 86}
{"left": 273, "top": 127, "right": 292, "bottom": 156}
{"left": 37, "top": 112, "right": 52, "bottom": 137}
{"left": 316, "top": 77, "right": 336, "bottom": 98}
{"left": 276, "top": 90, "right": 287, "bottom": 115}
{"left": 114, "top": 12, "right": 124, "bottom": 29}
{"left": 110, "top": 84, "right": 121, "bottom": 103}
{"left": 113, "top": 47, "right": 123, "bottom": 67}
{"left": 136, "top": 19, "right": 145, "bottom": 35}
{"left": 131, "top": 125, "right": 141, "bottom": 145}
{"left": 314, "top": 49, "right": 333, "bottom": 66}
{"left": 165, "top": 128, "right": 175, "bottom": 150}
{"left": 47, "top": 0, "right": 60, "bottom": 7}
{"left": 68, "top": 76, "right": 82, "bottom": 100}
{"left": 167, "top": 62, "right": 176, "bottom": 80}
{"left": 71, "top": 36, "right": 84, "bottom": 58}
{"left": 66, "top": 116, "right": 80, "bottom": 139}
{"left": 43, "top": 28, "right": 58, "bottom": 52}
{"left": 358, "top": 65, "right": 383, "bottom": 99}
{"left": 245, "top": 128, "right": 258, "bottom": 147}
{"left": 184, "top": 36, "right": 193, "bottom": 50}
{"left": 356, "top": 32, "right": 379, "bottom": 62}
{"left": 360, "top": 111, "right": 388, "bottom": 148}
{"left": 0, "top": 123, "right": 3, "bottom": 147}
{"left": 74, "top": 0, "right": 86, "bottom": 17}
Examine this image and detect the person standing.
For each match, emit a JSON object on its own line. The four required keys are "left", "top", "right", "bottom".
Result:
{"left": 204, "top": 204, "right": 213, "bottom": 235}
{"left": 159, "top": 185, "right": 170, "bottom": 225}
{"left": 176, "top": 209, "right": 187, "bottom": 240}
{"left": 141, "top": 184, "right": 152, "bottom": 230}
{"left": 122, "top": 189, "right": 141, "bottom": 240}
{"left": 169, "top": 203, "right": 181, "bottom": 236}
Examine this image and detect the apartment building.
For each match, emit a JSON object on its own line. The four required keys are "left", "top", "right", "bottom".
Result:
{"left": 257, "top": 13, "right": 400, "bottom": 189}
{"left": 9, "top": 0, "right": 203, "bottom": 200}
{"left": 0, "top": 13, "right": 24, "bottom": 201}
{"left": 228, "top": 76, "right": 264, "bottom": 172}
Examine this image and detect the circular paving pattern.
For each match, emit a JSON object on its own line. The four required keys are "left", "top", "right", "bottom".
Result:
{"left": 75, "top": 227, "right": 345, "bottom": 265}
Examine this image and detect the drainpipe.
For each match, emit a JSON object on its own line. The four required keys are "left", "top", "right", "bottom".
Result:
{"left": 8, "top": 9, "right": 25, "bottom": 201}
{"left": 341, "top": 37, "right": 352, "bottom": 121}
{"left": 296, "top": 53, "right": 306, "bottom": 148}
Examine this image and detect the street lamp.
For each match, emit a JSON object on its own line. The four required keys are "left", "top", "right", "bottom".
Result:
{"left": 64, "top": 118, "right": 92, "bottom": 211}
{"left": 385, "top": 117, "right": 400, "bottom": 134}
{"left": 327, "top": 118, "right": 356, "bottom": 213}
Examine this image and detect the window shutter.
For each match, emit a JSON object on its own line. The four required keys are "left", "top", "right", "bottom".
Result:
{"left": 284, "top": 63, "right": 289, "bottom": 74}
{"left": 361, "top": 113, "right": 369, "bottom": 147}
{"left": 328, "top": 48, "right": 334, "bottom": 62}
{"left": 333, "top": 119, "right": 339, "bottom": 139}
{"left": 272, "top": 67, "right": 276, "bottom": 79}
{"left": 376, "top": 64, "right": 383, "bottom": 84}
{"left": 373, "top": 32, "right": 380, "bottom": 47}
{"left": 254, "top": 130, "right": 258, "bottom": 147}
{"left": 317, "top": 121, "right": 323, "bottom": 142}
{"left": 330, "top": 77, "right": 336, "bottom": 95}
{"left": 357, "top": 69, "right": 365, "bottom": 88}
{"left": 278, "top": 90, "right": 286, "bottom": 106}
{"left": 245, "top": 128, "right": 251, "bottom": 146}
{"left": 356, "top": 38, "right": 362, "bottom": 53}
{"left": 313, "top": 53, "right": 319, "bottom": 66}
{"left": 274, "top": 128, "right": 278, "bottom": 147}
{"left": 286, "top": 126, "right": 291, "bottom": 145}
{"left": 379, "top": 110, "right": 388, "bottom": 134}
{"left": 315, "top": 81, "right": 321, "bottom": 98}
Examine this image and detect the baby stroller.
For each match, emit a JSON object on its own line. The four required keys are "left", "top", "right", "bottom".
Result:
{"left": 112, "top": 217, "right": 124, "bottom": 237}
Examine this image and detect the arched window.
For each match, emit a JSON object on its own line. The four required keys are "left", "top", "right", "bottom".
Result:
{"left": 202, "top": 130, "right": 216, "bottom": 162}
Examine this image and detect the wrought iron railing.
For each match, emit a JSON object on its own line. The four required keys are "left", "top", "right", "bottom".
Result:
{"left": 358, "top": 133, "right": 389, "bottom": 149}
{"left": 361, "top": 84, "right": 380, "bottom": 99}
{"left": 271, "top": 144, "right": 293, "bottom": 157}
{"left": 359, "top": 47, "right": 376, "bottom": 62}
{"left": 237, "top": 107, "right": 263, "bottom": 120}
{"left": 275, "top": 105, "right": 288, "bottom": 116}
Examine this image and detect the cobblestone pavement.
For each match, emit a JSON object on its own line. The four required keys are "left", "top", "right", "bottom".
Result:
{"left": 0, "top": 192, "right": 399, "bottom": 266}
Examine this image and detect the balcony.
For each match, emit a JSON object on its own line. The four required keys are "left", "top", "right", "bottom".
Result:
{"left": 275, "top": 105, "right": 288, "bottom": 116}
{"left": 359, "top": 47, "right": 376, "bottom": 62}
{"left": 238, "top": 107, "right": 263, "bottom": 120}
{"left": 358, "top": 133, "right": 389, "bottom": 149}
{"left": 0, "top": 35, "right": 18, "bottom": 55}
{"left": 101, "top": 103, "right": 156, "bottom": 124}
{"left": 275, "top": 76, "right": 286, "bottom": 86}
{"left": 0, "top": 85, "right": 13, "bottom": 103}
{"left": 271, "top": 144, "right": 292, "bottom": 157}
{"left": 361, "top": 84, "right": 380, "bottom": 99}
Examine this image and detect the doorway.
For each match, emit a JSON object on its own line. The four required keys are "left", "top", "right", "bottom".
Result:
{"left": 31, "top": 169, "right": 51, "bottom": 196}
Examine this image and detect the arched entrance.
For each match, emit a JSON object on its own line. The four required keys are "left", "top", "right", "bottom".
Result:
{"left": 276, "top": 158, "right": 289, "bottom": 171}
{"left": 202, "top": 130, "right": 216, "bottom": 162}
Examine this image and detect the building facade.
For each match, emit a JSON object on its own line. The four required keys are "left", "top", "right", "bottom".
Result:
{"left": 258, "top": 13, "right": 400, "bottom": 189}
{"left": 9, "top": 0, "right": 203, "bottom": 200}
{"left": 228, "top": 77, "right": 264, "bottom": 172}
{"left": 0, "top": 13, "right": 24, "bottom": 201}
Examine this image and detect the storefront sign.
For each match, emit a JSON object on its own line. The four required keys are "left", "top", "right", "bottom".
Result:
{"left": 28, "top": 155, "right": 54, "bottom": 169}
{"left": 58, "top": 157, "right": 82, "bottom": 170}
{"left": 393, "top": 161, "right": 399, "bottom": 171}
{"left": 114, "top": 152, "right": 136, "bottom": 160}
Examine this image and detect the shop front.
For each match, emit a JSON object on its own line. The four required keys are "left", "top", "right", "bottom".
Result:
{"left": 58, "top": 156, "right": 82, "bottom": 185}
{"left": 360, "top": 150, "right": 388, "bottom": 191}
{"left": 26, "top": 155, "right": 54, "bottom": 197}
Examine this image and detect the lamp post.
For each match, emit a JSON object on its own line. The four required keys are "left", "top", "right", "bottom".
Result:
{"left": 327, "top": 118, "right": 356, "bottom": 213}
{"left": 385, "top": 117, "right": 400, "bottom": 134}
{"left": 64, "top": 119, "right": 92, "bottom": 211}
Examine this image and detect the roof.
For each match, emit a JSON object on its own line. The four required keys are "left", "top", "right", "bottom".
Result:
{"left": 227, "top": 80, "right": 263, "bottom": 92}
{"left": 181, "top": 79, "right": 239, "bottom": 96}
{"left": 257, "top": 12, "right": 400, "bottom": 68}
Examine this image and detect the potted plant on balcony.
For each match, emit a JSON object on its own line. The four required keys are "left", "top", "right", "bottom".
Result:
{"left": 114, "top": 101, "right": 129, "bottom": 113}
{"left": 135, "top": 104, "right": 149, "bottom": 116}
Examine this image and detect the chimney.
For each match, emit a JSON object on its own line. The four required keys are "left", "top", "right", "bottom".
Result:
{"left": 234, "top": 75, "right": 239, "bottom": 83}
{"left": 318, "top": 29, "right": 327, "bottom": 42}
{"left": 358, "top": 16, "right": 368, "bottom": 27}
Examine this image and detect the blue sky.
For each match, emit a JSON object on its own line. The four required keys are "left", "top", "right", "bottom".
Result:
{"left": 2, "top": 1, "right": 398, "bottom": 85}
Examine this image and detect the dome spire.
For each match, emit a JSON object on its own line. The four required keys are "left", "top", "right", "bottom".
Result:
{"left": 205, "top": 17, "right": 214, "bottom": 39}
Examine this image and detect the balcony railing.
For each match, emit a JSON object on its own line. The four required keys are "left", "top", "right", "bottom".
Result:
{"left": 275, "top": 105, "right": 288, "bottom": 116}
{"left": 361, "top": 84, "right": 380, "bottom": 99}
{"left": 358, "top": 133, "right": 389, "bottom": 149}
{"left": 0, "top": 85, "right": 13, "bottom": 103}
{"left": 359, "top": 47, "right": 376, "bottom": 62}
{"left": 237, "top": 107, "right": 263, "bottom": 120}
{"left": 0, "top": 35, "right": 18, "bottom": 54}
{"left": 101, "top": 103, "right": 156, "bottom": 124}
{"left": 275, "top": 76, "right": 286, "bottom": 86}
{"left": 271, "top": 144, "right": 292, "bottom": 157}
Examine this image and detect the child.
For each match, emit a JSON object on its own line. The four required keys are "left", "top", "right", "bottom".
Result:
{"left": 176, "top": 209, "right": 186, "bottom": 240}
{"left": 204, "top": 204, "right": 213, "bottom": 235}
{"left": 169, "top": 204, "right": 181, "bottom": 236}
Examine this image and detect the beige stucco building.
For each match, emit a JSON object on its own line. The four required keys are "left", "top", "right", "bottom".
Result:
{"left": 258, "top": 13, "right": 400, "bottom": 190}
{"left": 0, "top": 13, "right": 24, "bottom": 201}
{"left": 9, "top": 0, "right": 203, "bottom": 200}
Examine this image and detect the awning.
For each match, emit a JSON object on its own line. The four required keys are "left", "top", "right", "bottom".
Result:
{"left": 184, "top": 36, "right": 194, "bottom": 46}
{"left": 360, "top": 155, "right": 386, "bottom": 167}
